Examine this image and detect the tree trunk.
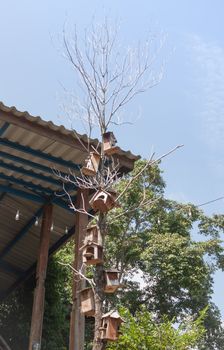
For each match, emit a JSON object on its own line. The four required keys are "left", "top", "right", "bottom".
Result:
{"left": 92, "top": 265, "right": 106, "bottom": 350}
{"left": 69, "top": 189, "right": 88, "bottom": 350}
{"left": 92, "top": 214, "right": 107, "bottom": 350}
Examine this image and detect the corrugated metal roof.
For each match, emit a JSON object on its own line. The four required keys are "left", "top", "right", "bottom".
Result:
{"left": 0, "top": 101, "right": 139, "bottom": 299}
{"left": 0, "top": 101, "right": 139, "bottom": 161}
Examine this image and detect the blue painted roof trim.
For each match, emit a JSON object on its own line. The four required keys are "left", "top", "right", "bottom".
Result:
{"left": 0, "top": 137, "right": 81, "bottom": 171}
{"left": 0, "top": 122, "right": 10, "bottom": 137}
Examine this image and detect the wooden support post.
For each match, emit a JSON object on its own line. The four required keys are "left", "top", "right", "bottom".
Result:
{"left": 69, "top": 190, "right": 89, "bottom": 350}
{"left": 28, "top": 204, "right": 53, "bottom": 350}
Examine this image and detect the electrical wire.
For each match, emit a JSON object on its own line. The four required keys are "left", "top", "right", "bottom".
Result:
{"left": 197, "top": 196, "right": 224, "bottom": 208}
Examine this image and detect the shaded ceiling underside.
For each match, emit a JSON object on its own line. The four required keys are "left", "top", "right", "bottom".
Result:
{"left": 0, "top": 102, "right": 138, "bottom": 300}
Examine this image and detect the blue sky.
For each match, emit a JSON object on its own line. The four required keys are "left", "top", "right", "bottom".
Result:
{"left": 0, "top": 1, "right": 223, "bottom": 316}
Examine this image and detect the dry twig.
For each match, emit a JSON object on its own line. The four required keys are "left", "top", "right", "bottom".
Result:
{"left": 116, "top": 144, "right": 184, "bottom": 202}
{"left": 58, "top": 261, "right": 96, "bottom": 291}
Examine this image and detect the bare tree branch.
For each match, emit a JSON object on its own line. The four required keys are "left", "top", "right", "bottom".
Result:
{"left": 58, "top": 261, "right": 96, "bottom": 291}
{"left": 61, "top": 21, "right": 165, "bottom": 136}
{"left": 116, "top": 144, "right": 184, "bottom": 202}
{"left": 61, "top": 182, "right": 96, "bottom": 218}
{"left": 56, "top": 20, "right": 169, "bottom": 350}
{"left": 114, "top": 197, "right": 161, "bottom": 219}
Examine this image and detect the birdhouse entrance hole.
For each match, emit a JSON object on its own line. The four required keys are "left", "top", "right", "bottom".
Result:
{"left": 84, "top": 246, "right": 94, "bottom": 259}
{"left": 89, "top": 189, "right": 117, "bottom": 213}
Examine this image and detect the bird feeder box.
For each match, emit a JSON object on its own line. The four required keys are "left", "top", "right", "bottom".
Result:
{"left": 89, "top": 189, "right": 117, "bottom": 213}
{"left": 84, "top": 225, "right": 102, "bottom": 246}
{"left": 80, "top": 242, "right": 103, "bottom": 265}
{"left": 104, "top": 269, "right": 121, "bottom": 293}
{"left": 80, "top": 287, "right": 95, "bottom": 316}
{"left": 82, "top": 152, "right": 101, "bottom": 176}
{"left": 100, "top": 311, "right": 124, "bottom": 341}
{"left": 32, "top": 343, "right": 41, "bottom": 350}
{"left": 103, "top": 131, "right": 119, "bottom": 155}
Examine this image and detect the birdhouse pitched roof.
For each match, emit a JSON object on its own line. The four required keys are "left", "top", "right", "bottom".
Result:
{"left": 102, "top": 310, "right": 124, "bottom": 321}
{"left": 79, "top": 241, "right": 102, "bottom": 251}
{"left": 103, "top": 131, "right": 117, "bottom": 142}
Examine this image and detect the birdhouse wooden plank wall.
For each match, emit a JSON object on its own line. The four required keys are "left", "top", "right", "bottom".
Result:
{"left": 84, "top": 225, "right": 102, "bottom": 246}
{"left": 89, "top": 189, "right": 117, "bottom": 213}
{"left": 82, "top": 152, "right": 101, "bottom": 176}
{"left": 104, "top": 269, "right": 121, "bottom": 293}
{"left": 80, "top": 242, "right": 103, "bottom": 265}
{"left": 103, "top": 131, "right": 119, "bottom": 155}
{"left": 100, "top": 311, "right": 124, "bottom": 341}
{"left": 80, "top": 288, "right": 95, "bottom": 316}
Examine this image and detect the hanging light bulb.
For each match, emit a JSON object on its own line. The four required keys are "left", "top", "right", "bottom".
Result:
{"left": 15, "top": 210, "right": 20, "bottom": 221}
{"left": 65, "top": 226, "right": 68, "bottom": 234}
{"left": 34, "top": 217, "right": 39, "bottom": 226}
{"left": 188, "top": 208, "right": 192, "bottom": 218}
{"left": 50, "top": 222, "right": 54, "bottom": 232}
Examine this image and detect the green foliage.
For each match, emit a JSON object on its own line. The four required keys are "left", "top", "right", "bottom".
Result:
{"left": 107, "top": 307, "right": 206, "bottom": 350}
{"left": 0, "top": 160, "right": 223, "bottom": 349}
{"left": 199, "top": 303, "right": 224, "bottom": 350}
{"left": 106, "top": 160, "right": 224, "bottom": 348}
{"left": 41, "top": 242, "right": 73, "bottom": 350}
{"left": 198, "top": 214, "right": 224, "bottom": 238}
{"left": 141, "top": 233, "right": 217, "bottom": 318}
{"left": 0, "top": 241, "right": 74, "bottom": 350}
{"left": 0, "top": 282, "right": 33, "bottom": 349}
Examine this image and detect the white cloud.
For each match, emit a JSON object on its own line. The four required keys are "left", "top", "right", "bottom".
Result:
{"left": 188, "top": 34, "right": 224, "bottom": 151}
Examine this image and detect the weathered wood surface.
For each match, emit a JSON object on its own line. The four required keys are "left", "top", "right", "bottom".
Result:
{"left": 28, "top": 204, "right": 53, "bottom": 350}
{"left": 69, "top": 190, "right": 89, "bottom": 350}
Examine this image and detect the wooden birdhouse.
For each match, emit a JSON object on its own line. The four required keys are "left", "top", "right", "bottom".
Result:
{"left": 100, "top": 311, "right": 124, "bottom": 341}
{"left": 80, "top": 242, "right": 103, "bottom": 265}
{"left": 104, "top": 269, "right": 121, "bottom": 293}
{"left": 80, "top": 287, "right": 95, "bottom": 316}
{"left": 103, "top": 131, "right": 119, "bottom": 155}
{"left": 84, "top": 225, "right": 102, "bottom": 246}
{"left": 89, "top": 189, "right": 117, "bottom": 213}
{"left": 82, "top": 152, "right": 101, "bottom": 176}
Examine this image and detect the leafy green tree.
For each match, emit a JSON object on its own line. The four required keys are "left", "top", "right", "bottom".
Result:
{"left": 0, "top": 282, "right": 33, "bottom": 349}
{"left": 107, "top": 307, "right": 206, "bottom": 350}
{"left": 41, "top": 241, "right": 73, "bottom": 350}
{"left": 105, "top": 160, "right": 224, "bottom": 349}
{"left": 0, "top": 160, "right": 223, "bottom": 349}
